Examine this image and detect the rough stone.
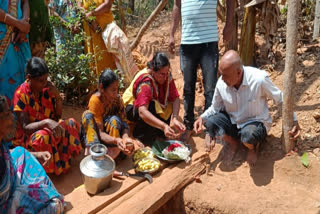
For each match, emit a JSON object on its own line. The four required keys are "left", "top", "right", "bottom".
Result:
{"left": 313, "top": 148, "right": 320, "bottom": 155}
{"left": 313, "top": 112, "right": 320, "bottom": 120}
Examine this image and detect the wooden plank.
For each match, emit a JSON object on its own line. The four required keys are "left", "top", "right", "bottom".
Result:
{"left": 98, "top": 155, "right": 207, "bottom": 214}
{"left": 64, "top": 139, "right": 206, "bottom": 214}
{"left": 64, "top": 157, "right": 148, "bottom": 214}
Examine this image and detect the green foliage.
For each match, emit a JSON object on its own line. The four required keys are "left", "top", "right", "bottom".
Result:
{"left": 301, "top": 0, "right": 315, "bottom": 21}
{"left": 113, "top": 0, "right": 174, "bottom": 27}
{"left": 301, "top": 152, "right": 309, "bottom": 168}
{"left": 46, "top": 12, "right": 97, "bottom": 104}
{"left": 280, "top": 4, "right": 288, "bottom": 15}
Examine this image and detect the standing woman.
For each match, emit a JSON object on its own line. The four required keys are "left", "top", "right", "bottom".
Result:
{"left": 0, "top": 0, "right": 31, "bottom": 102}
{"left": 78, "top": 0, "right": 138, "bottom": 84}
{"left": 78, "top": 0, "right": 116, "bottom": 75}
{"left": 12, "top": 57, "right": 82, "bottom": 175}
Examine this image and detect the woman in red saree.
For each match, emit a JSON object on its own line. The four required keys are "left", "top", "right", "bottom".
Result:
{"left": 12, "top": 57, "right": 82, "bottom": 175}
{"left": 123, "top": 52, "right": 186, "bottom": 145}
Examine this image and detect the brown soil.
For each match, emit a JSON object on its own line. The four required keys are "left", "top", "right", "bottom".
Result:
{"left": 55, "top": 13, "right": 320, "bottom": 213}
{"left": 132, "top": 16, "right": 320, "bottom": 213}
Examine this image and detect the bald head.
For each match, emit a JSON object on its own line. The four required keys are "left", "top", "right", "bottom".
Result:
{"left": 220, "top": 50, "right": 242, "bottom": 73}
{"left": 219, "top": 50, "right": 243, "bottom": 88}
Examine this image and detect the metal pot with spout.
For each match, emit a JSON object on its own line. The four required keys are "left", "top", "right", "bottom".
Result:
{"left": 80, "top": 144, "right": 115, "bottom": 194}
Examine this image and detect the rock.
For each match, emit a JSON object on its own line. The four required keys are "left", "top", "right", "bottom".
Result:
{"left": 305, "top": 133, "right": 312, "bottom": 139}
{"left": 305, "top": 127, "right": 311, "bottom": 133}
{"left": 312, "top": 141, "right": 320, "bottom": 148}
{"left": 313, "top": 148, "right": 320, "bottom": 155}
{"left": 302, "top": 60, "right": 315, "bottom": 67}
{"left": 313, "top": 112, "right": 320, "bottom": 119}
{"left": 216, "top": 185, "right": 221, "bottom": 191}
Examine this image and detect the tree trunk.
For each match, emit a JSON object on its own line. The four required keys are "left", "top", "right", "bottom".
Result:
{"left": 130, "top": 0, "right": 168, "bottom": 50}
{"left": 239, "top": 7, "right": 256, "bottom": 65}
{"left": 128, "top": 0, "right": 135, "bottom": 13}
{"left": 118, "top": 0, "right": 126, "bottom": 33}
{"left": 225, "top": 0, "right": 238, "bottom": 51}
{"left": 282, "top": 0, "right": 300, "bottom": 153}
{"left": 313, "top": 0, "right": 320, "bottom": 40}
{"left": 217, "top": 0, "right": 226, "bottom": 22}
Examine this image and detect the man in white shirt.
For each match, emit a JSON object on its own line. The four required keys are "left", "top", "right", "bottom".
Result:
{"left": 194, "top": 50, "right": 300, "bottom": 166}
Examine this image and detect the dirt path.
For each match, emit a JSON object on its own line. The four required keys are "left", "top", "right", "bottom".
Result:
{"left": 134, "top": 17, "right": 320, "bottom": 213}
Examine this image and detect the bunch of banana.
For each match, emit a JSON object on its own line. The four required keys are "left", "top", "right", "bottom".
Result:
{"left": 135, "top": 158, "right": 160, "bottom": 172}
{"left": 133, "top": 149, "right": 154, "bottom": 161}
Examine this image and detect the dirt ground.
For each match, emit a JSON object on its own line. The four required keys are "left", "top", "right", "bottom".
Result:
{"left": 56, "top": 14, "right": 320, "bottom": 213}
{"left": 131, "top": 16, "right": 320, "bottom": 214}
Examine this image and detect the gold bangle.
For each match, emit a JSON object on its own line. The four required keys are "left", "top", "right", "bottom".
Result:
{"left": 4, "top": 14, "right": 7, "bottom": 23}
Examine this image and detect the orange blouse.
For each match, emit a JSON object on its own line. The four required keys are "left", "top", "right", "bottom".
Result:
{"left": 87, "top": 93, "right": 127, "bottom": 126}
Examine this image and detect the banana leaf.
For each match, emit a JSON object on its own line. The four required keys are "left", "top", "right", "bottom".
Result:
{"left": 152, "top": 140, "right": 170, "bottom": 157}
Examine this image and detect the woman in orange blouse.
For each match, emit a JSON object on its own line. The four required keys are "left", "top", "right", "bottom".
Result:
{"left": 81, "top": 69, "right": 134, "bottom": 159}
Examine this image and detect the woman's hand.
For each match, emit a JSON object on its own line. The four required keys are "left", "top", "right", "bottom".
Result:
{"left": 123, "top": 136, "right": 134, "bottom": 155}
{"left": 12, "top": 31, "right": 28, "bottom": 44}
{"left": 163, "top": 124, "right": 178, "bottom": 139}
{"left": 172, "top": 117, "right": 186, "bottom": 134}
{"left": 70, "top": 21, "right": 81, "bottom": 34}
{"left": 85, "top": 11, "right": 93, "bottom": 18}
{"left": 115, "top": 138, "right": 132, "bottom": 155}
{"left": 33, "top": 151, "right": 51, "bottom": 166}
{"left": 17, "top": 19, "right": 30, "bottom": 34}
{"left": 46, "top": 81, "right": 61, "bottom": 98}
{"left": 45, "top": 119, "right": 65, "bottom": 138}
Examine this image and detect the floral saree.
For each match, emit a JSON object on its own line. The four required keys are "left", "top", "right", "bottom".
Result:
{"left": 0, "top": 143, "right": 63, "bottom": 213}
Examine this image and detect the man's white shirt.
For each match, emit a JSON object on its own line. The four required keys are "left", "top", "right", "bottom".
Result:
{"left": 201, "top": 66, "right": 296, "bottom": 132}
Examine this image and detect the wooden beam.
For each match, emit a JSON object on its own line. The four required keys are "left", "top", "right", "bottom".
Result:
{"left": 98, "top": 155, "right": 207, "bottom": 214}
{"left": 64, "top": 146, "right": 207, "bottom": 213}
